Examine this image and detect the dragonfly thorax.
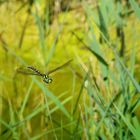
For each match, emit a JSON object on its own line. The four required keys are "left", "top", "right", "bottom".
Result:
{"left": 43, "top": 75, "right": 52, "bottom": 84}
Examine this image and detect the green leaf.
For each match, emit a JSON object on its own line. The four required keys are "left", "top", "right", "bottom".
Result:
{"left": 34, "top": 79, "right": 71, "bottom": 119}
{"left": 114, "top": 104, "right": 140, "bottom": 140}
{"left": 129, "top": 0, "right": 140, "bottom": 20}
{"left": 86, "top": 46, "right": 109, "bottom": 67}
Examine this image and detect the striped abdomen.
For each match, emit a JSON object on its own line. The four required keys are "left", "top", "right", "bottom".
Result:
{"left": 27, "top": 66, "right": 44, "bottom": 76}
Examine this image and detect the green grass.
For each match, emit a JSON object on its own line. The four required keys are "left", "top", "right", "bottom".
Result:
{"left": 0, "top": 0, "right": 140, "bottom": 140}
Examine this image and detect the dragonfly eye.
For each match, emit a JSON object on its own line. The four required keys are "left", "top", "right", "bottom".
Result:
{"left": 43, "top": 75, "right": 52, "bottom": 84}
{"left": 48, "top": 78, "right": 52, "bottom": 83}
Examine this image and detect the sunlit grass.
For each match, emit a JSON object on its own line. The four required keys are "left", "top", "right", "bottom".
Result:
{"left": 0, "top": 0, "right": 140, "bottom": 140}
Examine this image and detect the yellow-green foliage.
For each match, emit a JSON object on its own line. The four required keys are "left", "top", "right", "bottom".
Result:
{"left": 1, "top": 1, "right": 140, "bottom": 139}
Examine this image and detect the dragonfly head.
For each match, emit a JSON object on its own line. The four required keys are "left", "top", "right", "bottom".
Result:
{"left": 43, "top": 75, "right": 52, "bottom": 84}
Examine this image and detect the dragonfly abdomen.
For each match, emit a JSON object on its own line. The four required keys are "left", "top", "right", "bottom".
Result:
{"left": 27, "top": 66, "right": 44, "bottom": 76}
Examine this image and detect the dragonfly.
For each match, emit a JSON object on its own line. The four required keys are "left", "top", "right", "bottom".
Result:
{"left": 17, "top": 59, "right": 72, "bottom": 84}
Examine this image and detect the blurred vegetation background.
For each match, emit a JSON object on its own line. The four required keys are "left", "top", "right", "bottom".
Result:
{"left": 0, "top": 0, "right": 140, "bottom": 140}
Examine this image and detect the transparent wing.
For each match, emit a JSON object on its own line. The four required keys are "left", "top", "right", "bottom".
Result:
{"left": 16, "top": 67, "right": 43, "bottom": 76}
{"left": 16, "top": 59, "right": 72, "bottom": 76}
{"left": 47, "top": 59, "right": 73, "bottom": 75}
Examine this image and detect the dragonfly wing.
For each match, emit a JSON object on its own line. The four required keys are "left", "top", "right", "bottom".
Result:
{"left": 16, "top": 69, "right": 40, "bottom": 76}
{"left": 16, "top": 67, "right": 44, "bottom": 76}
{"left": 47, "top": 59, "right": 73, "bottom": 75}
